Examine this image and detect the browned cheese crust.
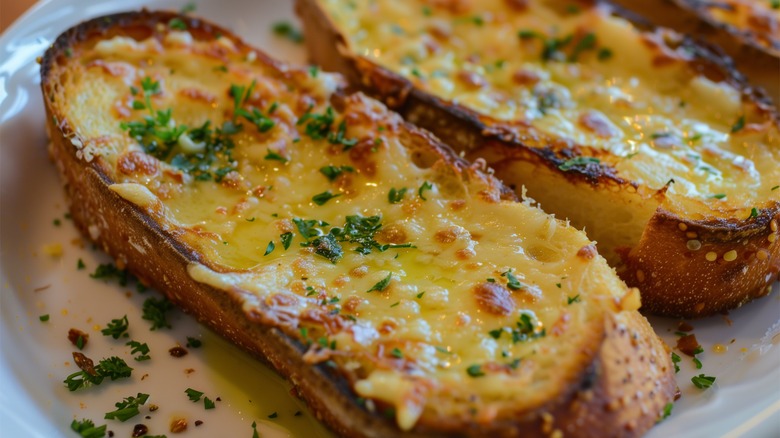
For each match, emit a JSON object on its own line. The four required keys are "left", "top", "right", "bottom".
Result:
{"left": 297, "top": 0, "right": 780, "bottom": 318}
{"left": 41, "top": 10, "right": 674, "bottom": 437}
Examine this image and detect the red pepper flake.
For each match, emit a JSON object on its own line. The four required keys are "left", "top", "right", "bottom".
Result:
{"left": 132, "top": 424, "right": 148, "bottom": 437}
{"left": 677, "top": 321, "right": 694, "bottom": 332}
{"left": 194, "top": 420, "right": 203, "bottom": 427}
{"left": 676, "top": 334, "right": 701, "bottom": 357}
{"left": 68, "top": 328, "right": 89, "bottom": 350}
{"left": 71, "top": 351, "right": 97, "bottom": 376}
{"left": 169, "top": 346, "right": 188, "bottom": 358}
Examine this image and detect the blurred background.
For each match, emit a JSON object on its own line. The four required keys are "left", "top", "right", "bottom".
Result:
{"left": 2, "top": 0, "right": 35, "bottom": 32}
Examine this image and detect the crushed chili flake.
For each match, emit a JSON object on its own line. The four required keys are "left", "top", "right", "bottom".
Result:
{"left": 676, "top": 334, "right": 701, "bottom": 357}
{"left": 72, "top": 351, "right": 97, "bottom": 376}
{"left": 169, "top": 346, "right": 188, "bottom": 358}
{"left": 677, "top": 321, "right": 694, "bottom": 332}
{"left": 68, "top": 328, "right": 89, "bottom": 349}
{"left": 132, "top": 424, "right": 148, "bottom": 437}
{"left": 194, "top": 420, "right": 203, "bottom": 427}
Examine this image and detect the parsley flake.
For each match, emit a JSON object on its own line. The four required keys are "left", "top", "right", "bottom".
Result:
{"left": 264, "top": 149, "right": 288, "bottom": 162}
{"left": 39, "top": 314, "right": 50, "bottom": 322}
{"left": 558, "top": 156, "right": 600, "bottom": 171}
{"left": 104, "top": 392, "right": 149, "bottom": 422}
{"left": 388, "top": 187, "right": 407, "bottom": 204}
{"left": 126, "top": 340, "right": 151, "bottom": 361}
{"left": 169, "top": 18, "right": 187, "bottom": 30}
{"left": 418, "top": 181, "right": 433, "bottom": 200}
{"left": 272, "top": 21, "right": 304, "bottom": 43}
{"left": 185, "top": 388, "right": 204, "bottom": 402}
{"left": 319, "top": 165, "right": 354, "bottom": 181}
{"left": 64, "top": 355, "right": 133, "bottom": 391}
{"left": 367, "top": 272, "right": 392, "bottom": 293}
{"left": 500, "top": 269, "right": 524, "bottom": 290}
{"left": 71, "top": 419, "right": 106, "bottom": 438}
{"left": 748, "top": 207, "right": 758, "bottom": 219}
{"left": 186, "top": 336, "right": 202, "bottom": 348}
{"left": 671, "top": 352, "right": 681, "bottom": 373}
{"left": 691, "top": 374, "right": 716, "bottom": 389}
{"left": 466, "top": 364, "right": 485, "bottom": 377}
{"left": 567, "top": 294, "right": 581, "bottom": 304}
{"left": 280, "top": 232, "right": 293, "bottom": 250}
{"left": 730, "top": 115, "right": 745, "bottom": 133}
{"left": 390, "top": 347, "right": 403, "bottom": 358}
{"left": 264, "top": 241, "right": 275, "bottom": 256}
{"left": 142, "top": 296, "right": 174, "bottom": 330}
{"left": 101, "top": 315, "right": 129, "bottom": 339}
{"left": 312, "top": 191, "right": 341, "bottom": 206}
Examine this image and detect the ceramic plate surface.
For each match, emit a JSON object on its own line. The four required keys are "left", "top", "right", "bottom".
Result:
{"left": 1, "top": 1, "right": 779, "bottom": 437}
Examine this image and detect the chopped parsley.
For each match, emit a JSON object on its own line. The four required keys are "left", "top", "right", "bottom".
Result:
{"left": 500, "top": 269, "right": 524, "bottom": 290}
{"left": 237, "top": 107, "right": 275, "bottom": 133}
{"left": 416, "top": 291, "right": 425, "bottom": 299}
{"left": 104, "top": 392, "right": 149, "bottom": 422}
{"left": 730, "top": 115, "right": 745, "bottom": 133}
{"left": 268, "top": 412, "right": 279, "bottom": 419}
{"left": 709, "top": 193, "right": 727, "bottom": 200}
{"left": 597, "top": 47, "right": 613, "bottom": 61}
{"left": 388, "top": 187, "right": 407, "bottom": 204}
{"left": 567, "top": 294, "right": 581, "bottom": 305}
{"left": 569, "top": 32, "right": 597, "bottom": 61}
{"left": 367, "top": 272, "right": 392, "bottom": 293}
{"left": 748, "top": 207, "right": 758, "bottom": 219}
{"left": 168, "top": 18, "right": 187, "bottom": 30}
{"left": 39, "top": 314, "right": 50, "bottom": 322}
{"left": 280, "top": 232, "right": 294, "bottom": 250}
{"left": 466, "top": 364, "right": 485, "bottom": 377}
{"left": 264, "top": 149, "right": 288, "bottom": 162}
{"left": 691, "top": 374, "right": 716, "bottom": 389}
{"left": 204, "top": 397, "right": 216, "bottom": 410}
{"left": 772, "top": 185, "right": 779, "bottom": 191}
{"left": 185, "top": 388, "right": 204, "bottom": 402}
{"left": 252, "top": 421, "right": 260, "bottom": 438}
{"left": 126, "top": 340, "right": 150, "bottom": 361}
{"left": 298, "top": 106, "right": 357, "bottom": 149}
{"left": 296, "top": 215, "right": 413, "bottom": 264}
{"left": 64, "top": 356, "right": 133, "bottom": 391}
{"left": 101, "top": 315, "right": 129, "bottom": 339}
{"left": 186, "top": 336, "right": 202, "bottom": 348}
{"left": 671, "top": 352, "right": 681, "bottom": 373}
{"left": 661, "top": 402, "right": 673, "bottom": 420}
{"left": 693, "top": 357, "right": 703, "bottom": 369}
{"left": 142, "top": 296, "right": 174, "bottom": 330}
{"left": 490, "top": 312, "right": 546, "bottom": 343}
{"left": 264, "top": 241, "right": 275, "bottom": 256}
{"left": 558, "top": 156, "right": 600, "bottom": 171}
{"left": 319, "top": 165, "right": 354, "bottom": 181}
{"left": 53, "top": 218, "right": 61, "bottom": 226}
{"left": 77, "top": 258, "right": 86, "bottom": 270}
{"left": 390, "top": 347, "right": 403, "bottom": 358}
{"left": 312, "top": 191, "right": 341, "bottom": 205}
{"left": 418, "top": 181, "right": 433, "bottom": 200}
{"left": 271, "top": 21, "right": 304, "bottom": 43}
{"left": 309, "top": 65, "right": 319, "bottom": 77}
{"left": 70, "top": 419, "right": 106, "bottom": 438}
{"left": 90, "top": 263, "right": 130, "bottom": 286}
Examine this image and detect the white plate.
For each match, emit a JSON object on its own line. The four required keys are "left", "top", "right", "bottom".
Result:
{"left": 0, "top": 1, "right": 778, "bottom": 437}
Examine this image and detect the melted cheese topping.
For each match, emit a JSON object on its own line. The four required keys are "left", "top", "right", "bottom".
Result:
{"left": 321, "top": 0, "right": 780, "bottom": 208}
{"left": 58, "top": 26, "right": 628, "bottom": 429}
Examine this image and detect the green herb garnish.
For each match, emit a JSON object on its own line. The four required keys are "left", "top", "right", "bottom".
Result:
{"left": 126, "top": 340, "right": 150, "bottom": 361}
{"left": 367, "top": 272, "right": 392, "bottom": 293}
{"left": 312, "top": 191, "right": 341, "bottom": 206}
{"left": 142, "top": 296, "right": 174, "bottom": 330}
{"left": 64, "top": 356, "right": 133, "bottom": 391}
{"left": 101, "top": 315, "right": 129, "bottom": 339}
{"left": 272, "top": 21, "right": 304, "bottom": 43}
{"left": 104, "top": 392, "right": 149, "bottom": 422}
{"left": 691, "top": 374, "right": 716, "bottom": 389}
{"left": 466, "top": 364, "right": 485, "bottom": 377}
{"left": 388, "top": 187, "right": 407, "bottom": 204}
{"left": 71, "top": 419, "right": 106, "bottom": 438}
{"left": 558, "top": 156, "right": 600, "bottom": 171}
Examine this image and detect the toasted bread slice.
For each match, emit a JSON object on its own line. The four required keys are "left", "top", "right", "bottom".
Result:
{"left": 608, "top": 0, "right": 780, "bottom": 103}
{"left": 297, "top": 0, "right": 780, "bottom": 317}
{"left": 41, "top": 10, "right": 674, "bottom": 438}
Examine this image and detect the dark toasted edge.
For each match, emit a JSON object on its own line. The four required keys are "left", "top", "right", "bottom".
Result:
{"left": 297, "top": 0, "right": 780, "bottom": 317}
{"left": 607, "top": 0, "right": 780, "bottom": 103}
{"left": 41, "top": 9, "right": 675, "bottom": 437}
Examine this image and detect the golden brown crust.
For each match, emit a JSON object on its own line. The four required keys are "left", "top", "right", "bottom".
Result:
{"left": 297, "top": 0, "right": 780, "bottom": 318}
{"left": 42, "top": 10, "right": 674, "bottom": 437}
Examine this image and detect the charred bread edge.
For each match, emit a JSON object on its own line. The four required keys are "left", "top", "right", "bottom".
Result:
{"left": 41, "top": 10, "right": 676, "bottom": 437}
{"left": 296, "top": 0, "right": 780, "bottom": 318}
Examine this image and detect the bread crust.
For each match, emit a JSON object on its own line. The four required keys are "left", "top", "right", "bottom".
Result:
{"left": 41, "top": 10, "right": 674, "bottom": 437}
{"left": 608, "top": 0, "right": 780, "bottom": 103}
{"left": 297, "top": 0, "right": 780, "bottom": 318}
